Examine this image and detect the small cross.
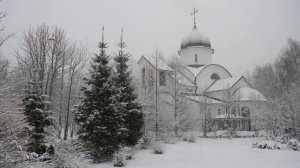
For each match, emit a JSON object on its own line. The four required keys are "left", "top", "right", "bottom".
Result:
{"left": 191, "top": 7, "right": 199, "bottom": 28}
{"left": 120, "top": 27, "right": 124, "bottom": 43}
{"left": 101, "top": 26, "right": 104, "bottom": 42}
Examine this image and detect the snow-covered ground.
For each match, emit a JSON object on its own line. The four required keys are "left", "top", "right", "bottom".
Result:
{"left": 92, "top": 138, "right": 300, "bottom": 168}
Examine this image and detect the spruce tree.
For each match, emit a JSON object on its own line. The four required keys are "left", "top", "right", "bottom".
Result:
{"left": 76, "top": 27, "right": 127, "bottom": 162}
{"left": 22, "top": 78, "right": 52, "bottom": 154}
{"left": 113, "top": 29, "right": 144, "bottom": 146}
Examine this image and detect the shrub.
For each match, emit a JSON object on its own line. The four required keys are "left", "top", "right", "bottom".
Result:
{"left": 113, "top": 152, "right": 126, "bottom": 167}
{"left": 183, "top": 133, "right": 196, "bottom": 143}
{"left": 252, "top": 141, "right": 281, "bottom": 150}
{"left": 224, "top": 128, "right": 237, "bottom": 139}
{"left": 120, "top": 147, "right": 134, "bottom": 160}
{"left": 287, "top": 139, "right": 300, "bottom": 151}
{"left": 160, "top": 132, "right": 177, "bottom": 144}
{"left": 152, "top": 143, "right": 164, "bottom": 154}
{"left": 138, "top": 135, "right": 153, "bottom": 149}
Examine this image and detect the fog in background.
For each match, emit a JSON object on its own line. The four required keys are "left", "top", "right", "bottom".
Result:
{"left": 1, "top": 0, "right": 300, "bottom": 75}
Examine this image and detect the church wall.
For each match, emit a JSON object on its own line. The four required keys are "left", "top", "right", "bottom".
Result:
{"left": 185, "top": 98, "right": 227, "bottom": 132}
{"left": 196, "top": 65, "right": 232, "bottom": 94}
{"left": 179, "top": 46, "right": 213, "bottom": 66}
{"left": 185, "top": 98, "right": 202, "bottom": 131}
{"left": 210, "top": 104, "right": 226, "bottom": 118}
{"left": 137, "top": 57, "right": 175, "bottom": 96}
{"left": 166, "top": 74, "right": 196, "bottom": 94}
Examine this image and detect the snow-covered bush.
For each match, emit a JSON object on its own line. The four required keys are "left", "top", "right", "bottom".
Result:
{"left": 160, "top": 132, "right": 177, "bottom": 144}
{"left": 120, "top": 147, "right": 134, "bottom": 160}
{"left": 138, "top": 135, "right": 153, "bottom": 149}
{"left": 252, "top": 141, "right": 281, "bottom": 150}
{"left": 224, "top": 128, "right": 237, "bottom": 139}
{"left": 287, "top": 139, "right": 300, "bottom": 151}
{"left": 113, "top": 152, "right": 126, "bottom": 167}
{"left": 49, "top": 139, "right": 91, "bottom": 168}
{"left": 183, "top": 133, "right": 196, "bottom": 143}
{"left": 0, "top": 115, "right": 31, "bottom": 168}
{"left": 274, "top": 134, "right": 290, "bottom": 144}
{"left": 182, "top": 135, "right": 188, "bottom": 141}
{"left": 152, "top": 142, "right": 164, "bottom": 154}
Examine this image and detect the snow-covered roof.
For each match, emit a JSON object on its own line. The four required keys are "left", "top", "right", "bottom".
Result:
{"left": 232, "top": 87, "right": 267, "bottom": 102}
{"left": 170, "top": 73, "right": 195, "bottom": 87}
{"left": 205, "top": 76, "right": 242, "bottom": 92}
{"left": 138, "top": 56, "right": 174, "bottom": 71}
{"left": 186, "top": 95, "right": 224, "bottom": 104}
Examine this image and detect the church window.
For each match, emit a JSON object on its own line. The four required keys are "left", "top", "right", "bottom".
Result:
{"left": 159, "top": 71, "right": 166, "bottom": 86}
{"left": 195, "top": 54, "right": 198, "bottom": 63}
{"left": 241, "top": 106, "right": 250, "bottom": 118}
{"left": 211, "top": 73, "right": 220, "bottom": 80}
{"left": 142, "top": 67, "right": 146, "bottom": 87}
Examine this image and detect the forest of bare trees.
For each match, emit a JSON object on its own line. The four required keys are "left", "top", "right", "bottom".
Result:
{"left": 251, "top": 39, "right": 300, "bottom": 139}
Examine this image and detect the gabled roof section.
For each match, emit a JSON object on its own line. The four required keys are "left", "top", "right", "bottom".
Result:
{"left": 169, "top": 72, "right": 195, "bottom": 87}
{"left": 205, "top": 76, "right": 242, "bottom": 92}
{"left": 186, "top": 95, "right": 224, "bottom": 104}
{"left": 137, "top": 56, "right": 174, "bottom": 72}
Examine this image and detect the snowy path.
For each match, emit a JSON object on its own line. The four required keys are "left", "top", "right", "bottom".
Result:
{"left": 93, "top": 138, "right": 300, "bottom": 168}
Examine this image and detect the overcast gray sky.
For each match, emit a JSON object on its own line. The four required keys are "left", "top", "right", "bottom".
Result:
{"left": 1, "top": 0, "right": 300, "bottom": 75}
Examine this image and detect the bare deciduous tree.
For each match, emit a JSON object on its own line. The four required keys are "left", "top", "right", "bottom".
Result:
{"left": 63, "top": 44, "right": 86, "bottom": 140}
{"left": 0, "top": 4, "right": 13, "bottom": 47}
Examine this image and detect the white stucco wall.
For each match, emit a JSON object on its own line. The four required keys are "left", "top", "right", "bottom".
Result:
{"left": 196, "top": 65, "right": 232, "bottom": 93}
{"left": 179, "top": 46, "right": 213, "bottom": 66}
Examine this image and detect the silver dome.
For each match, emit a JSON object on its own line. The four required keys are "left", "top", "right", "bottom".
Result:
{"left": 180, "top": 27, "right": 211, "bottom": 49}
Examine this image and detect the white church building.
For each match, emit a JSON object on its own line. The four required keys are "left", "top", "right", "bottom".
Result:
{"left": 137, "top": 18, "right": 267, "bottom": 133}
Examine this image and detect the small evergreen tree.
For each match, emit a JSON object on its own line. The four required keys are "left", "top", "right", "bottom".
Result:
{"left": 113, "top": 29, "right": 144, "bottom": 146}
{"left": 76, "top": 27, "right": 127, "bottom": 162}
{"left": 22, "top": 78, "right": 52, "bottom": 154}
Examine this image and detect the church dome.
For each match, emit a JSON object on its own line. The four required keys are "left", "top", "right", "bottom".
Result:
{"left": 180, "top": 26, "right": 211, "bottom": 49}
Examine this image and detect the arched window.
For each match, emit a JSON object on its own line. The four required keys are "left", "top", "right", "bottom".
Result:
{"left": 241, "top": 106, "right": 250, "bottom": 118}
{"left": 211, "top": 73, "right": 220, "bottom": 80}
{"left": 195, "top": 54, "right": 198, "bottom": 63}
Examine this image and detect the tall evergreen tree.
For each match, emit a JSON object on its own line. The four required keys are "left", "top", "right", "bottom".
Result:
{"left": 113, "top": 29, "right": 144, "bottom": 146}
{"left": 75, "top": 27, "right": 126, "bottom": 162}
{"left": 22, "top": 77, "right": 52, "bottom": 154}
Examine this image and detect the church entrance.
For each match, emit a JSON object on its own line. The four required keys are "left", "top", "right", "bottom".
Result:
{"left": 210, "top": 118, "right": 251, "bottom": 131}
{"left": 209, "top": 106, "right": 252, "bottom": 131}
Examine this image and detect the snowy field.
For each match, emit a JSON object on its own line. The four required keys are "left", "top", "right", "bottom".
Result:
{"left": 93, "top": 138, "right": 300, "bottom": 168}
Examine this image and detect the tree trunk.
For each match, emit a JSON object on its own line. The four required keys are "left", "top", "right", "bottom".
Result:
{"left": 64, "top": 75, "right": 73, "bottom": 140}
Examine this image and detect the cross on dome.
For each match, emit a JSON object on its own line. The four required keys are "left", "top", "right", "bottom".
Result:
{"left": 190, "top": 7, "right": 199, "bottom": 28}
